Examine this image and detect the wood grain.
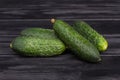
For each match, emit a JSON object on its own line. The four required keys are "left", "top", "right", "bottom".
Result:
{"left": 0, "top": 0, "right": 119, "bottom": 19}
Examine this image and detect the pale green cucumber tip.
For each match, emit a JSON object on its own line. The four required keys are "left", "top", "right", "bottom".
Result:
{"left": 104, "top": 41, "right": 108, "bottom": 51}
{"left": 10, "top": 43, "right": 12, "bottom": 48}
{"left": 99, "top": 41, "right": 108, "bottom": 52}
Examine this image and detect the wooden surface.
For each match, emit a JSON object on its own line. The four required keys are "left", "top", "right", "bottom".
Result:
{"left": 0, "top": 0, "right": 120, "bottom": 80}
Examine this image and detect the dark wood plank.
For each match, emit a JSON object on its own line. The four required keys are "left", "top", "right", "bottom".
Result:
{"left": 0, "top": 53, "right": 120, "bottom": 80}
{"left": 0, "top": 0, "right": 119, "bottom": 19}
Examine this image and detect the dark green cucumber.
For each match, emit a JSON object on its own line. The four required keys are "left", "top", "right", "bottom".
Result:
{"left": 52, "top": 19, "right": 101, "bottom": 62}
{"left": 10, "top": 36, "right": 65, "bottom": 56}
{"left": 21, "top": 28, "right": 57, "bottom": 39}
{"left": 73, "top": 21, "right": 108, "bottom": 52}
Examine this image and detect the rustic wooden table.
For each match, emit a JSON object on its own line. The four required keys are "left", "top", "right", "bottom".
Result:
{"left": 0, "top": 0, "right": 120, "bottom": 80}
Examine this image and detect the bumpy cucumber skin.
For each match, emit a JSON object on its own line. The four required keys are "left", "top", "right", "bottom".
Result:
{"left": 73, "top": 21, "right": 108, "bottom": 52}
{"left": 11, "top": 36, "right": 65, "bottom": 56}
{"left": 53, "top": 20, "right": 101, "bottom": 62}
{"left": 21, "top": 28, "right": 57, "bottom": 39}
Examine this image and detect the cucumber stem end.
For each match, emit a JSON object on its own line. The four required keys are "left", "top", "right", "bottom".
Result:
{"left": 51, "top": 18, "right": 55, "bottom": 23}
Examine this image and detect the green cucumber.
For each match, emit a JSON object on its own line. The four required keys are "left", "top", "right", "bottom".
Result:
{"left": 51, "top": 19, "right": 101, "bottom": 62}
{"left": 10, "top": 36, "right": 65, "bottom": 56}
{"left": 73, "top": 21, "right": 108, "bottom": 52}
{"left": 21, "top": 28, "right": 57, "bottom": 39}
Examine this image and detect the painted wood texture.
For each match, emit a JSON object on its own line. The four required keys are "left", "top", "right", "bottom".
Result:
{"left": 0, "top": 0, "right": 120, "bottom": 80}
{"left": 0, "top": 0, "right": 119, "bottom": 19}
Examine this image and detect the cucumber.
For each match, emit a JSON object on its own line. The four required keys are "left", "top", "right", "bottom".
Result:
{"left": 21, "top": 28, "right": 57, "bottom": 39}
{"left": 73, "top": 21, "right": 108, "bottom": 52}
{"left": 51, "top": 19, "right": 101, "bottom": 62}
{"left": 10, "top": 36, "right": 65, "bottom": 56}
